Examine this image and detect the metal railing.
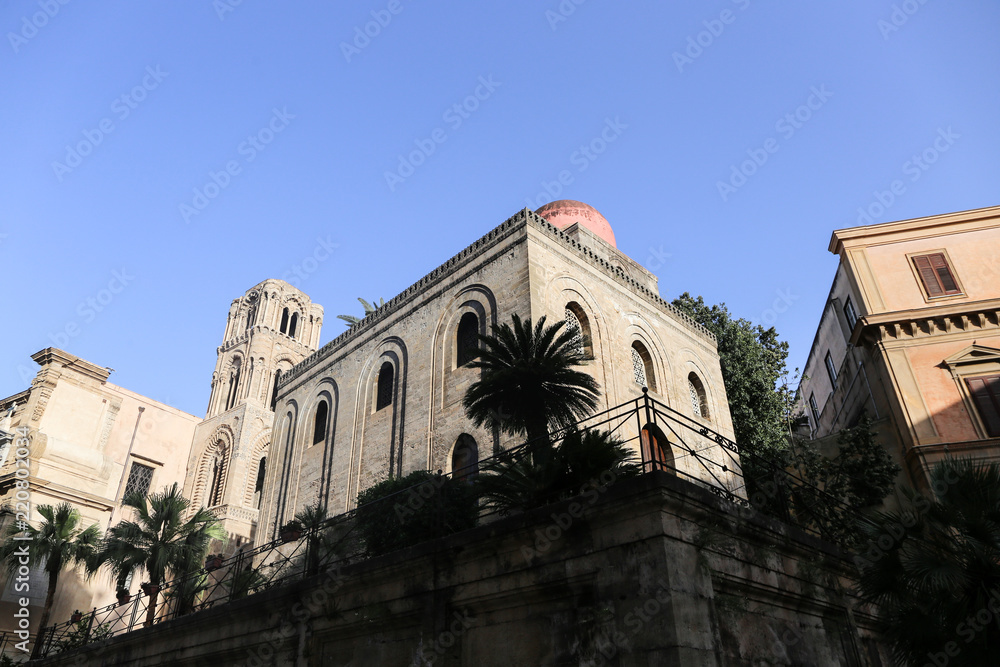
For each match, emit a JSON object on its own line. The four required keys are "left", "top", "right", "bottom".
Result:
{"left": 34, "top": 390, "right": 868, "bottom": 659}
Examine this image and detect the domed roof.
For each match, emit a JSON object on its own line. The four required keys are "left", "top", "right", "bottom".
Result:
{"left": 534, "top": 200, "right": 616, "bottom": 247}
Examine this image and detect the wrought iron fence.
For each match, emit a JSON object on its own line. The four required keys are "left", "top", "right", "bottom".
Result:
{"left": 34, "top": 389, "right": 870, "bottom": 658}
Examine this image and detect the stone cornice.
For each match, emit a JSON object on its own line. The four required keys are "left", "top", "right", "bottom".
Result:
{"left": 279, "top": 208, "right": 717, "bottom": 390}
{"left": 853, "top": 297, "right": 1000, "bottom": 346}
{"left": 30, "top": 347, "right": 111, "bottom": 383}
{"left": 829, "top": 204, "right": 1000, "bottom": 255}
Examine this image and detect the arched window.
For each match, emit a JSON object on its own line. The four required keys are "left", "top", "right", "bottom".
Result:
{"left": 225, "top": 358, "right": 242, "bottom": 411}
{"left": 564, "top": 303, "right": 592, "bottom": 356}
{"left": 208, "top": 445, "right": 226, "bottom": 506}
{"left": 289, "top": 313, "right": 298, "bottom": 339}
{"left": 452, "top": 435, "right": 479, "bottom": 482}
{"left": 641, "top": 424, "right": 673, "bottom": 473}
{"left": 269, "top": 370, "right": 282, "bottom": 410}
{"left": 246, "top": 300, "right": 257, "bottom": 331}
{"left": 253, "top": 457, "right": 266, "bottom": 509}
{"left": 688, "top": 373, "right": 709, "bottom": 419}
{"left": 280, "top": 308, "right": 289, "bottom": 334}
{"left": 631, "top": 342, "right": 655, "bottom": 392}
{"left": 376, "top": 362, "right": 394, "bottom": 410}
{"left": 456, "top": 313, "right": 479, "bottom": 367}
{"left": 313, "top": 399, "right": 329, "bottom": 445}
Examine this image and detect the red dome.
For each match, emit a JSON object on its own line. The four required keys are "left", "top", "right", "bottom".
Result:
{"left": 535, "top": 200, "right": 616, "bottom": 248}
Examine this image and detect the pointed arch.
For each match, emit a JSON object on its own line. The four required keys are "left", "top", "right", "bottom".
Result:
{"left": 451, "top": 434, "right": 479, "bottom": 482}
{"left": 564, "top": 301, "right": 592, "bottom": 357}
{"left": 641, "top": 423, "right": 674, "bottom": 474}
{"left": 280, "top": 308, "right": 289, "bottom": 334}
{"left": 631, "top": 342, "right": 655, "bottom": 392}
{"left": 456, "top": 312, "right": 480, "bottom": 367}
{"left": 688, "top": 372, "right": 710, "bottom": 420}
{"left": 289, "top": 312, "right": 299, "bottom": 339}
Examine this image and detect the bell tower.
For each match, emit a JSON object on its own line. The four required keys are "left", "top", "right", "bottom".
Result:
{"left": 184, "top": 280, "right": 323, "bottom": 547}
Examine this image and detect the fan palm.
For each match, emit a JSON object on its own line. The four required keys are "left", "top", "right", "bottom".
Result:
{"left": 854, "top": 458, "right": 1000, "bottom": 665}
{"left": 94, "top": 483, "right": 224, "bottom": 628}
{"left": 0, "top": 503, "right": 100, "bottom": 655}
{"left": 463, "top": 314, "right": 600, "bottom": 456}
{"left": 336, "top": 297, "right": 385, "bottom": 327}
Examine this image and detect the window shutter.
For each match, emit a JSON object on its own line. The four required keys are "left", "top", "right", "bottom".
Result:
{"left": 913, "top": 255, "right": 943, "bottom": 296}
{"left": 967, "top": 376, "right": 1000, "bottom": 438}
{"left": 929, "top": 253, "right": 959, "bottom": 293}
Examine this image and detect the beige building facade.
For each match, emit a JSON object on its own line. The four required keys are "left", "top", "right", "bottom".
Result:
{"left": 259, "top": 202, "right": 740, "bottom": 540}
{"left": 798, "top": 204, "right": 1000, "bottom": 492}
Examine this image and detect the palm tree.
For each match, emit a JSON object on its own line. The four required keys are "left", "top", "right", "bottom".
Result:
{"left": 94, "top": 483, "right": 224, "bottom": 628}
{"left": 463, "top": 314, "right": 600, "bottom": 456}
{"left": 0, "top": 503, "right": 100, "bottom": 654}
{"left": 854, "top": 458, "right": 1000, "bottom": 665}
{"left": 336, "top": 297, "right": 385, "bottom": 327}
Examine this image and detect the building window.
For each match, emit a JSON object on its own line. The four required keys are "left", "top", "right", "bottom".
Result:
{"left": 269, "top": 370, "right": 281, "bottom": 410}
{"left": 376, "top": 362, "right": 394, "bottom": 411}
{"left": 456, "top": 313, "right": 479, "bottom": 367}
{"left": 809, "top": 393, "right": 820, "bottom": 425}
{"left": 843, "top": 297, "right": 858, "bottom": 332}
{"left": 564, "top": 303, "right": 592, "bottom": 356}
{"left": 452, "top": 435, "right": 479, "bottom": 482}
{"left": 312, "top": 400, "right": 329, "bottom": 445}
{"left": 966, "top": 375, "right": 1000, "bottom": 438}
{"left": 123, "top": 463, "right": 154, "bottom": 501}
{"left": 912, "top": 253, "right": 962, "bottom": 298}
{"left": 825, "top": 351, "right": 838, "bottom": 390}
{"left": 631, "top": 342, "right": 655, "bottom": 391}
{"left": 641, "top": 425, "right": 672, "bottom": 473}
{"left": 253, "top": 457, "right": 266, "bottom": 509}
{"left": 564, "top": 308, "right": 584, "bottom": 355}
{"left": 289, "top": 313, "right": 298, "bottom": 339}
{"left": 688, "top": 373, "right": 709, "bottom": 419}
{"left": 280, "top": 308, "right": 290, "bottom": 334}
{"left": 225, "top": 358, "right": 242, "bottom": 411}
{"left": 208, "top": 449, "right": 226, "bottom": 507}
{"left": 246, "top": 300, "right": 257, "bottom": 331}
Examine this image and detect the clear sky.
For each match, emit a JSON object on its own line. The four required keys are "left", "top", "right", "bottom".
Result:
{"left": 2, "top": 1, "right": 998, "bottom": 417}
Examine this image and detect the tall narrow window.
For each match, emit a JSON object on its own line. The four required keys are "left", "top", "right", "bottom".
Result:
{"left": 246, "top": 300, "right": 258, "bottom": 331}
{"left": 376, "top": 362, "right": 394, "bottom": 411}
{"left": 452, "top": 435, "right": 479, "bottom": 482}
{"left": 289, "top": 313, "right": 298, "bottom": 339}
{"left": 123, "top": 463, "right": 154, "bottom": 501}
{"left": 688, "top": 373, "right": 709, "bottom": 419}
{"left": 253, "top": 457, "right": 267, "bottom": 509}
{"left": 564, "top": 308, "right": 583, "bottom": 355}
{"left": 208, "top": 449, "right": 226, "bottom": 507}
{"left": 966, "top": 375, "right": 1000, "bottom": 437}
{"left": 270, "top": 370, "right": 281, "bottom": 410}
{"left": 313, "top": 400, "right": 329, "bottom": 445}
{"left": 456, "top": 313, "right": 479, "bottom": 367}
{"left": 912, "top": 253, "right": 962, "bottom": 298}
{"left": 809, "top": 393, "right": 820, "bottom": 425}
{"left": 825, "top": 351, "right": 838, "bottom": 390}
{"left": 225, "top": 359, "right": 242, "bottom": 411}
{"left": 564, "top": 303, "right": 591, "bottom": 356}
{"left": 631, "top": 342, "right": 655, "bottom": 391}
{"left": 843, "top": 297, "right": 858, "bottom": 332}
{"left": 280, "top": 308, "right": 290, "bottom": 334}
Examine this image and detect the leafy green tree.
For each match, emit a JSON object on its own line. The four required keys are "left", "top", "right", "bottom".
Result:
{"left": 463, "top": 314, "right": 600, "bottom": 456}
{"left": 476, "top": 429, "right": 640, "bottom": 515}
{"left": 336, "top": 297, "right": 385, "bottom": 327}
{"left": 355, "top": 471, "right": 478, "bottom": 556}
{"left": 787, "top": 415, "right": 899, "bottom": 545}
{"left": 855, "top": 458, "right": 1000, "bottom": 666}
{"left": 0, "top": 503, "right": 100, "bottom": 652}
{"left": 94, "top": 483, "right": 224, "bottom": 628}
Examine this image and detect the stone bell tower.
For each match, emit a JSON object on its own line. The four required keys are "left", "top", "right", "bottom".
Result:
{"left": 183, "top": 279, "right": 323, "bottom": 547}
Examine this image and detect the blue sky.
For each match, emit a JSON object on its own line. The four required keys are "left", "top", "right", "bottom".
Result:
{"left": 2, "top": 1, "right": 998, "bottom": 417}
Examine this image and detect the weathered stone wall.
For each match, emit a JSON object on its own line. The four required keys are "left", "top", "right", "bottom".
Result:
{"left": 34, "top": 473, "right": 887, "bottom": 666}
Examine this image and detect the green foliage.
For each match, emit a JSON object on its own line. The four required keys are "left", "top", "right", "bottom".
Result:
{"left": 290, "top": 503, "right": 358, "bottom": 576}
{"left": 855, "top": 458, "right": 1000, "bottom": 666}
{"left": 787, "top": 416, "right": 899, "bottom": 545}
{"left": 94, "top": 483, "right": 225, "bottom": 626}
{"left": 0, "top": 502, "right": 100, "bottom": 643}
{"left": 476, "top": 429, "right": 640, "bottom": 515}
{"left": 355, "top": 471, "right": 478, "bottom": 557}
{"left": 54, "top": 619, "right": 113, "bottom": 652}
{"left": 463, "top": 314, "right": 600, "bottom": 450}
{"left": 336, "top": 297, "right": 385, "bottom": 327}
{"left": 224, "top": 566, "right": 270, "bottom": 600}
